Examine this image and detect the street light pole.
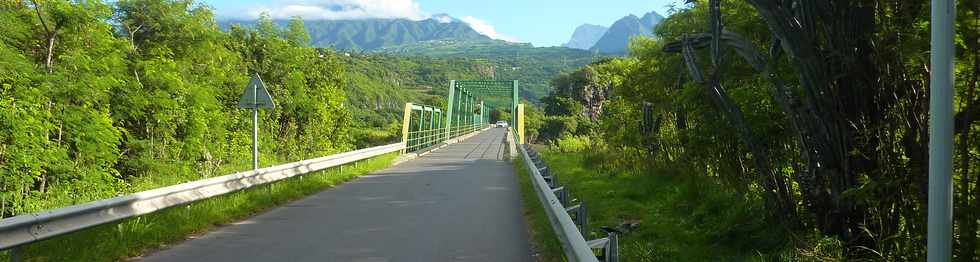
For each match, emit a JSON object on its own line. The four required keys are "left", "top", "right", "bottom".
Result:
{"left": 928, "top": 0, "right": 955, "bottom": 261}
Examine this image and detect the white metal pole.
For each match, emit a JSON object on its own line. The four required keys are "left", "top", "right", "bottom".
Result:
{"left": 253, "top": 108, "right": 259, "bottom": 171}
{"left": 928, "top": 0, "right": 955, "bottom": 260}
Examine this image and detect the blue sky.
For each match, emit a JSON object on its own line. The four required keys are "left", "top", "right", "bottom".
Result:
{"left": 201, "top": 0, "right": 685, "bottom": 47}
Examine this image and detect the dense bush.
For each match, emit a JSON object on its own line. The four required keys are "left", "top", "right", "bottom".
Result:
{"left": 550, "top": 136, "right": 591, "bottom": 153}
{"left": 0, "top": 0, "right": 350, "bottom": 217}
{"left": 545, "top": 0, "right": 980, "bottom": 259}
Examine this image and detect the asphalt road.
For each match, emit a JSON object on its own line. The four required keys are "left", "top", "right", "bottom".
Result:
{"left": 137, "top": 128, "right": 533, "bottom": 262}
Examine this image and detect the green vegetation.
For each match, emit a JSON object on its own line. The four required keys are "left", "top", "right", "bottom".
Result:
{"left": 0, "top": 0, "right": 356, "bottom": 218}
{"left": 0, "top": 0, "right": 531, "bottom": 220}
{"left": 379, "top": 39, "right": 599, "bottom": 101}
{"left": 0, "top": 152, "right": 397, "bottom": 262}
{"left": 526, "top": 148, "right": 843, "bottom": 261}
{"left": 0, "top": 1, "right": 529, "bottom": 260}
{"left": 0, "top": 4, "right": 414, "bottom": 260}
{"left": 529, "top": 0, "right": 980, "bottom": 260}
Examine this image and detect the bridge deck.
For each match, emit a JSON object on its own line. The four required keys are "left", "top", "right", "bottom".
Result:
{"left": 137, "top": 128, "right": 533, "bottom": 262}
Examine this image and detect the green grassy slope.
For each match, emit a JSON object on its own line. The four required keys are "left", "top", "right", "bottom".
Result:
{"left": 519, "top": 147, "right": 818, "bottom": 261}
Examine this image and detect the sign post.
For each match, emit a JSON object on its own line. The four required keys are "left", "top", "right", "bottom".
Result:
{"left": 239, "top": 74, "right": 276, "bottom": 170}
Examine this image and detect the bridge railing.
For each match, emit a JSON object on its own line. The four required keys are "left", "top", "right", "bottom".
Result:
{"left": 518, "top": 144, "right": 620, "bottom": 262}
{"left": 405, "top": 124, "right": 484, "bottom": 153}
{"left": 402, "top": 103, "right": 485, "bottom": 153}
{"left": 447, "top": 122, "right": 483, "bottom": 140}
{"left": 0, "top": 142, "right": 406, "bottom": 257}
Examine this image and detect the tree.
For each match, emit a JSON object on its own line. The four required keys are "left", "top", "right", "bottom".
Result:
{"left": 286, "top": 16, "right": 311, "bottom": 47}
{"left": 570, "top": 0, "right": 980, "bottom": 258}
{"left": 0, "top": 0, "right": 357, "bottom": 218}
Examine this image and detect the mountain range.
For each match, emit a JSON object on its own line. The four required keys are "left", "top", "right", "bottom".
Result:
{"left": 563, "top": 11, "right": 664, "bottom": 54}
{"left": 222, "top": 15, "right": 489, "bottom": 51}
{"left": 218, "top": 12, "right": 658, "bottom": 101}
{"left": 222, "top": 11, "right": 662, "bottom": 54}
{"left": 221, "top": 14, "right": 601, "bottom": 103}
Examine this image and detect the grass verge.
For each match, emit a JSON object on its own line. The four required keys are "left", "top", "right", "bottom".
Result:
{"left": 521, "top": 147, "right": 793, "bottom": 261}
{"left": 513, "top": 154, "right": 564, "bottom": 261}
{"left": 1, "top": 152, "right": 398, "bottom": 262}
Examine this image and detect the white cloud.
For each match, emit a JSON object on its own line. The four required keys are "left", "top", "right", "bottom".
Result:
{"left": 432, "top": 14, "right": 453, "bottom": 23}
{"left": 243, "top": 0, "right": 427, "bottom": 20}
{"left": 461, "top": 16, "right": 519, "bottom": 42}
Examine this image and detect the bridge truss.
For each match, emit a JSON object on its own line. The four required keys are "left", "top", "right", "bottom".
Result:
{"left": 401, "top": 80, "right": 524, "bottom": 153}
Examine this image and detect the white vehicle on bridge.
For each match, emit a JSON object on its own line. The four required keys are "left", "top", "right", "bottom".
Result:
{"left": 495, "top": 121, "right": 509, "bottom": 128}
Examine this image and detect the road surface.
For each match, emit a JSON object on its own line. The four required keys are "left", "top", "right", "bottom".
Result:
{"left": 137, "top": 128, "right": 533, "bottom": 262}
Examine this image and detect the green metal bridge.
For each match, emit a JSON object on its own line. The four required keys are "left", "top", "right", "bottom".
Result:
{"left": 401, "top": 80, "right": 526, "bottom": 153}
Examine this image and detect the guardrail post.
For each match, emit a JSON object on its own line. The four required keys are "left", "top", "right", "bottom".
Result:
{"left": 9, "top": 247, "right": 21, "bottom": 262}
{"left": 591, "top": 227, "right": 621, "bottom": 262}
{"left": 552, "top": 186, "right": 566, "bottom": 206}
{"left": 607, "top": 231, "right": 619, "bottom": 262}
{"left": 566, "top": 201, "right": 588, "bottom": 233}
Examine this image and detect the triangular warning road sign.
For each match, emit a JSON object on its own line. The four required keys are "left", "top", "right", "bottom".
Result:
{"left": 239, "top": 74, "right": 276, "bottom": 109}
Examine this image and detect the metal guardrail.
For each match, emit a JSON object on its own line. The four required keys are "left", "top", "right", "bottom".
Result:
{"left": 0, "top": 142, "right": 406, "bottom": 252}
{"left": 518, "top": 144, "right": 620, "bottom": 262}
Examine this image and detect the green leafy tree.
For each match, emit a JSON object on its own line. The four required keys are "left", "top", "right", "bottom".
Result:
{"left": 285, "top": 16, "right": 311, "bottom": 47}
{"left": 0, "top": 0, "right": 358, "bottom": 218}
{"left": 231, "top": 14, "right": 352, "bottom": 159}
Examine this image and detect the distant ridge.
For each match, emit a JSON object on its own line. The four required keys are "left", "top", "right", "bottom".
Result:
{"left": 221, "top": 15, "right": 490, "bottom": 51}
{"left": 587, "top": 11, "right": 664, "bottom": 54}
{"left": 562, "top": 24, "right": 609, "bottom": 50}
